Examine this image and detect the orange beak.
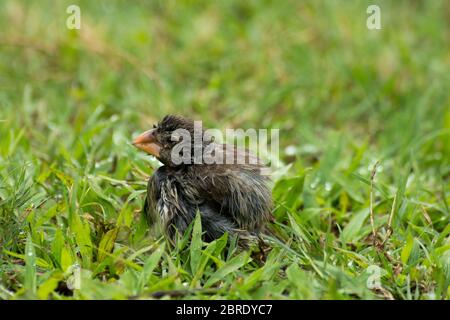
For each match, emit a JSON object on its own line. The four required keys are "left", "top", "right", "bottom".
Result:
{"left": 133, "top": 129, "right": 162, "bottom": 157}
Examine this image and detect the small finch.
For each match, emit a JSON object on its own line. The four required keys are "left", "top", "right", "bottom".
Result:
{"left": 133, "top": 115, "right": 273, "bottom": 246}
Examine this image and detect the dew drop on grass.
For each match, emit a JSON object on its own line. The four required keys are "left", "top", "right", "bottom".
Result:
{"left": 285, "top": 145, "right": 297, "bottom": 156}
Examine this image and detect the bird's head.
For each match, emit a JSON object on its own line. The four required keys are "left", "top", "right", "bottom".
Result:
{"left": 133, "top": 115, "right": 208, "bottom": 166}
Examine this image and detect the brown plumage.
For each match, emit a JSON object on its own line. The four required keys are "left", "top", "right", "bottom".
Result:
{"left": 133, "top": 115, "right": 273, "bottom": 245}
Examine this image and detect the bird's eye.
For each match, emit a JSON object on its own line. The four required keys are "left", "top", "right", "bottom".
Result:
{"left": 152, "top": 124, "right": 157, "bottom": 129}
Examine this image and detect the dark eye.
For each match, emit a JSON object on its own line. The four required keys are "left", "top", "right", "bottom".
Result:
{"left": 152, "top": 124, "right": 157, "bottom": 129}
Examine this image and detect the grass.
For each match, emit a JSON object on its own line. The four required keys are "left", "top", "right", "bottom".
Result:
{"left": 0, "top": 0, "right": 449, "bottom": 300}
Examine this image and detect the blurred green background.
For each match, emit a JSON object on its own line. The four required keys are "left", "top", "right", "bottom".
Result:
{"left": 0, "top": 0, "right": 449, "bottom": 299}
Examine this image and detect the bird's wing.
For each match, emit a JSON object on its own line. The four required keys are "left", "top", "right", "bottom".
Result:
{"left": 191, "top": 144, "right": 274, "bottom": 232}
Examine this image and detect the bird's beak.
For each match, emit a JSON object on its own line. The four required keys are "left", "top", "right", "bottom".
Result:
{"left": 133, "top": 129, "right": 162, "bottom": 157}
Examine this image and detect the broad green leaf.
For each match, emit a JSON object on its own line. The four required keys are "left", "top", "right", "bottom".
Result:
{"left": 204, "top": 251, "right": 250, "bottom": 288}
{"left": 97, "top": 228, "right": 118, "bottom": 262}
{"left": 288, "top": 213, "right": 311, "bottom": 244}
{"left": 138, "top": 244, "right": 165, "bottom": 291}
{"left": 191, "top": 240, "right": 220, "bottom": 286}
{"left": 341, "top": 208, "right": 370, "bottom": 243}
{"left": 401, "top": 234, "right": 414, "bottom": 265}
{"left": 37, "top": 274, "right": 62, "bottom": 299}
{"left": 190, "top": 213, "right": 203, "bottom": 274}
{"left": 61, "top": 246, "right": 74, "bottom": 272}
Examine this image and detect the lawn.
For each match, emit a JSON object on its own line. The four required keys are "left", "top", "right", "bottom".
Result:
{"left": 0, "top": 0, "right": 449, "bottom": 300}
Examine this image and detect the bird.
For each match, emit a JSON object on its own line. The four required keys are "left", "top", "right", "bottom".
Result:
{"left": 133, "top": 115, "right": 274, "bottom": 246}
